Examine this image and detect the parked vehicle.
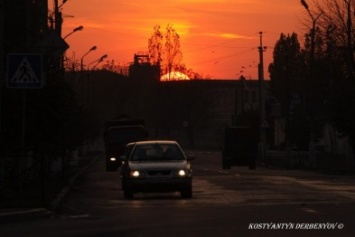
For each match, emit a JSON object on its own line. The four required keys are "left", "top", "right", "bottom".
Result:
{"left": 120, "top": 140, "right": 194, "bottom": 199}
{"left": 221, "top": 126, "right": 258, "bottom": 170}
{"left": 103, "top": 118, "right": 148, "bottom": 171}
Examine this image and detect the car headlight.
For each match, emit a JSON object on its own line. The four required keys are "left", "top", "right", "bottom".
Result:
{"left": 130, "top": 170, "right": 140, "bottom": 177}
{"left": 178, "top": 170, "right": 186, "bottom": 176}
{"left": 110, "top": 157, "right": 116, "bottom": 161}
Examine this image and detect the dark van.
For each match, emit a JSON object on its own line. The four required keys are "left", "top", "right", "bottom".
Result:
{"left": 221, "top": 126, "right": 258, "bottom": 170}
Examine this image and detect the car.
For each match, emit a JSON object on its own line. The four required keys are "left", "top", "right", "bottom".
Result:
{"left": 119, "top": 140, "right": 195, "bottom": 199}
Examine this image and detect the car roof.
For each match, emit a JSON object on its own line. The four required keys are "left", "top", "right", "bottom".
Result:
{"left": 132, "top": 140, "right": 179, "bottom": 146}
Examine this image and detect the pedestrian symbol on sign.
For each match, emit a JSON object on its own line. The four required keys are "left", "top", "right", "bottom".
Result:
{"left": 10, "top": 58, "right": 39, "bottom": 83}
{"left": 7, "top": 54, "right": 45, "bottom": 89}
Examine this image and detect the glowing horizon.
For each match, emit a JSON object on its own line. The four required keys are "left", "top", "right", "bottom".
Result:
{"left": 52, "top": 0, "right": 305, "bottom": 79}
{"left": 161, "top": 71, "right": 190, "bottom": 81}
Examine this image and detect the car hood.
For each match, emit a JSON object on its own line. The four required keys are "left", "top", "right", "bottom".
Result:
{"left": 128, "top": 161, "right": 189, "bottom": 170}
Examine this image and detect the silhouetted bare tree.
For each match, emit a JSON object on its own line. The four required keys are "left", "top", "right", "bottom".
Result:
{"left": 148, "top": 24, "right": 183, "bottom": 80}
{"left": 312, "top": 0, "right": 355, "bottom": 79}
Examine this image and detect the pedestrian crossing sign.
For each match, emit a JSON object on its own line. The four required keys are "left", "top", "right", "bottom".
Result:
{"left": 7, "top": 54, "right": 45, "bottom": 89}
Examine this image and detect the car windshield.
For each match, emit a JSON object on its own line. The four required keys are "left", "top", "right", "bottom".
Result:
{"left": 130, "top": 144, "right": 185, "bottom": 161}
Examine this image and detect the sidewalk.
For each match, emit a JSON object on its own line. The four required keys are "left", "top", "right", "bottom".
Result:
{"left": 0, "top": 148, "right": 102, "bottom": 222}
{"left": 265, "top": 150, "right": 355, "bottom": 174}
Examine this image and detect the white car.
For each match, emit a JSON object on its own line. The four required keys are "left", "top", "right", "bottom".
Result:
{"left": 120, "top": 140, "right": 194, "bottom": 199}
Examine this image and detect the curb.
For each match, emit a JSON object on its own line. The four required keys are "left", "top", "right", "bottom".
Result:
{"left": 50, "top": 153, "right": 100, "bottom": 212}
{"left": 0, "top": 153, "right": 101, "bottom": 222}
{"left": 0, "top": 208, "right": 50, "bottom": 223}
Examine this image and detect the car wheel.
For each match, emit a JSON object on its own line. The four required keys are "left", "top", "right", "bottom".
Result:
{"left": 124, "top": 189, "right": 134, "bottom": 199}
{"left": 181, "top": 187, "right": 192, "bottom": 199}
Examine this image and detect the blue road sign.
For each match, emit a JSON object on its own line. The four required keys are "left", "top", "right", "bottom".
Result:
{"left": 7, "top": 54, "right": 45, "bottom": 89}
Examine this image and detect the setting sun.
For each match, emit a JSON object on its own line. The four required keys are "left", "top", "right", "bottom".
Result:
{"left": 160, "top": 71, "right": 190, "bottom": 81}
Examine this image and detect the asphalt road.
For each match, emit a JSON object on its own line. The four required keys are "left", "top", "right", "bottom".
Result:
{"left": 1, "top": 150, "right": 355, "bottom": 237}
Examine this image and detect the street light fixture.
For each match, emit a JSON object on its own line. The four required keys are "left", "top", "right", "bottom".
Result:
{"left": 98, "top": 54, "right": 108, "bottom": 63}
{"left": 63, "top": 25, "right": 84, "bottom": 39}
{"left": 88, "top": 54, "right": 108, "bottom": 70}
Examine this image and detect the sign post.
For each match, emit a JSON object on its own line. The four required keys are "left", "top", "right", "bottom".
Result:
{"left": 6, "top": 54, "right": 45, "bottom": 163}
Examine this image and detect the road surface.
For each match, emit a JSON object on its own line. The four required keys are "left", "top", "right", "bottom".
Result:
{"left": 1, "top": 150, "right": 355, "bottom": 237}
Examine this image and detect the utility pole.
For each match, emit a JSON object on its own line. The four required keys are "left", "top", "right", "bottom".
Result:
{"left": 258, "top": 31, "right": 266, "bottom": 162}
{"left": 0, "top": 1, "right": 4, "bottom": 140}
{"left": 54, "top": 0, "right": 62, "bottom": 36}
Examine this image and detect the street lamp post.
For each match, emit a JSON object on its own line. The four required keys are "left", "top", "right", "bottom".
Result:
{"left": 79, "top": 45, "right": 97, "bottom": 156}
{"left": 301, "top": 0, "right": 323, "bottom": 65}
{"left": 80, "top": 46, "right": 97, "bottom": 106}
{"left": 81, "top": 46, "right": 97, "bottom": 72}
{"left": 86, "top": 54, "right": 108, "bottom": 110}
{"left": 301, "top": 0, "right": 323, "bottom": 168}
{"left": 62, "top": 26, "right": 84, "bottom": 70}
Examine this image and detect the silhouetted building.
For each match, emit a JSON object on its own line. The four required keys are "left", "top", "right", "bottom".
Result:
{"left": 2, "top": 0, "right": 48, "bottom": 55}
{"left": 129, "top": 53, "right": 160, "bottom": 81}
{"left": 78, "top": 71, "right": 269, "bottom": 148}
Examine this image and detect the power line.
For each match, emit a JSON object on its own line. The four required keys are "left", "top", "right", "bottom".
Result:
{"left": 189, "top": 47, "right": 255, "bottom": 67}
{"left": 184, "top": 32, "right": 260, "bottom": 53}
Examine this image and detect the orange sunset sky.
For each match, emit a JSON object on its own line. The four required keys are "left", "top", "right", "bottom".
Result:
{"left": 51, "top": 0, "right": 307, "bottom": 79}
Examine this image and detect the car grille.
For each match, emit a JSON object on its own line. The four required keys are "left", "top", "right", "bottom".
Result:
{"left": 147, "top": 170, "right": 172, "bottom": 176}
